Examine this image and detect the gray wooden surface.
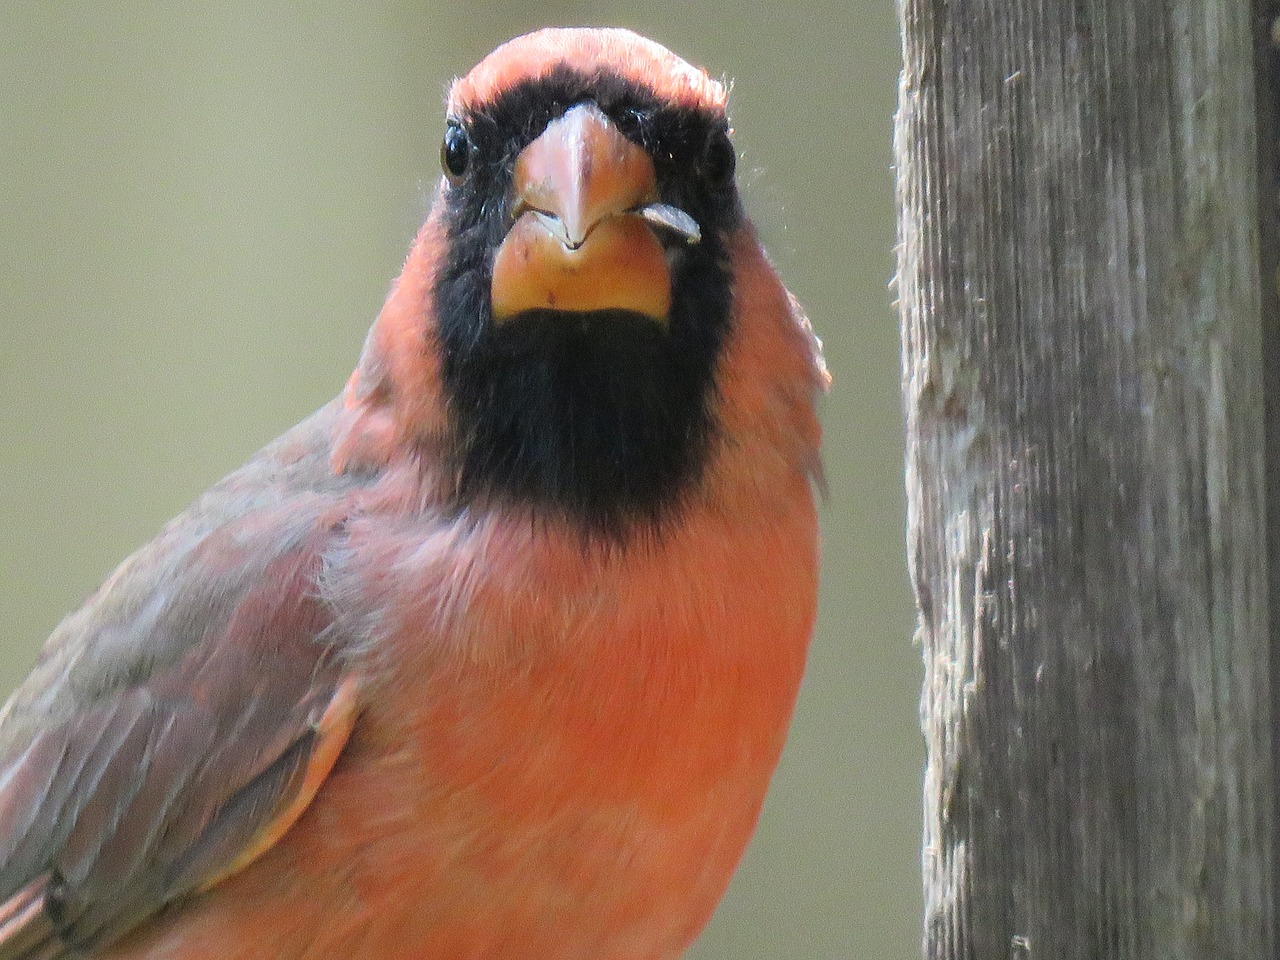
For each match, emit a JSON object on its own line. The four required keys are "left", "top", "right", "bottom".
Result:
{"left": 895, "top": 2, "right": 1275, "bottom": 957}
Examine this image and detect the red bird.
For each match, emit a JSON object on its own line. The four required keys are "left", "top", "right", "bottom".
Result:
{"left": 0, "top": 28, "right": 826, "bottom": 960}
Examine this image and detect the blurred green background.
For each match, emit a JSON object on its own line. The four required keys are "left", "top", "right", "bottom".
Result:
{"left": 0, "top": 2, "right": 916, "bottom": 958}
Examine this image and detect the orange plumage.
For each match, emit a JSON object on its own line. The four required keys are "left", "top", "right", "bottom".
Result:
{"left": 0, "top": 28, "right": 825, "bottom": 960}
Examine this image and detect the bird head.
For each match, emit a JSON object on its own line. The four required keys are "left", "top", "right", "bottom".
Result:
{"left": 338, "top": 29, "right": 825, "bottom": 539}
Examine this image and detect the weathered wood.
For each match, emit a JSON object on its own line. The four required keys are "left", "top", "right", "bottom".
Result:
{"left": 896, "top": 2, "right": 1275, "bottom": 958}
{"left": 1259, "top": 6, "right": 1280, "bottom": 947}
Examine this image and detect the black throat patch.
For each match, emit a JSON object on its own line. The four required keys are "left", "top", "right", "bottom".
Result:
{"left": 432, "top": 68, "right": 740, "bottom": 538}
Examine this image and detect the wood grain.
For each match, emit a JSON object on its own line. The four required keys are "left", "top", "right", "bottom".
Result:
{"left": 895, "top": 1, "right": 1275, "bottom": 957}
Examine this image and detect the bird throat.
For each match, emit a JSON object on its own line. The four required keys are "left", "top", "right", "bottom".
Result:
{"left": 437, "top": 307, "right": 720, "bottom": 537}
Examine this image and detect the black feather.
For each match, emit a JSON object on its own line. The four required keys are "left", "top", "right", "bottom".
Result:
{"left": 433, "top": 67, "right": 740, "bottom": 538}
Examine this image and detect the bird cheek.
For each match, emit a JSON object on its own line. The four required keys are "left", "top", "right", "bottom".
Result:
{"left": 489, "top": 214, "right": 672, "bottom": 323}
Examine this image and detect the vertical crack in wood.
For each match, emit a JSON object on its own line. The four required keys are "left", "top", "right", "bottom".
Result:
{"left": 1255, "top": 1, "right": 1280, "bottom": 953}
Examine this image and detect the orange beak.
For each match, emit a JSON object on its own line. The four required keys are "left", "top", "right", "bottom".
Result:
{"left": 490, "top": 103, "right": 700, "bottom": 326}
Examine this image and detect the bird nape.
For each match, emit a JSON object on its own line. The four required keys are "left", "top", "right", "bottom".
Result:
{"left": 0, "top": 27, "right": 827, "bottom": 960}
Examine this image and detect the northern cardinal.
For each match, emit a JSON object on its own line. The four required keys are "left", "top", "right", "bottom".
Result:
{"left": 0, "top": 27, "right": 826, "bottom": 960}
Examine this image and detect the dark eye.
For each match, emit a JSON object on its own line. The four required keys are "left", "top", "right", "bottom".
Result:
{"left": 618, "top": 107, "right": 651, "bottom": 141}
{"left": 441, "top": 121, "right": 472, "bottom": 183}
{"left": 700, "top": 130, "right": 736, "bottom": 188}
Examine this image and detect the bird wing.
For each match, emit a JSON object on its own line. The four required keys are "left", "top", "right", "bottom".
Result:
{"left": 0, "top": 407, "right": 365, "bottom": 959}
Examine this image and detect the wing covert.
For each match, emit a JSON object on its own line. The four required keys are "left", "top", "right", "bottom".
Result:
{"left": 0, "top": 406, "right": 367, "bottom": 959}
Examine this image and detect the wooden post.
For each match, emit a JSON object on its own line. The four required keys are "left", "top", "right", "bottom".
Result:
{"left": 895, "top": 2, "right": 1276, "bottom": 958}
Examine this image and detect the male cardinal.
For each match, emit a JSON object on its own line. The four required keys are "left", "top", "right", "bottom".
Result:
{"left": 0, "top": 27, "right": 825, "bottom": 960}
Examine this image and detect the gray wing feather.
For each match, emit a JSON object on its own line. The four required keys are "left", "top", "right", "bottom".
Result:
{"left": 0, "top": 403, "right": 368, "bottom": 959}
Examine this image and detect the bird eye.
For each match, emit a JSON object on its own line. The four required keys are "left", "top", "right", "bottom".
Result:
{"left": 619, "top": 107, "right": 651, "bottom": 140}
{"left": 441, "top": 121, "right": 472, "bottom": 183}
{"left": 700, "top": 130, "right": 736, "bottom": 188}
